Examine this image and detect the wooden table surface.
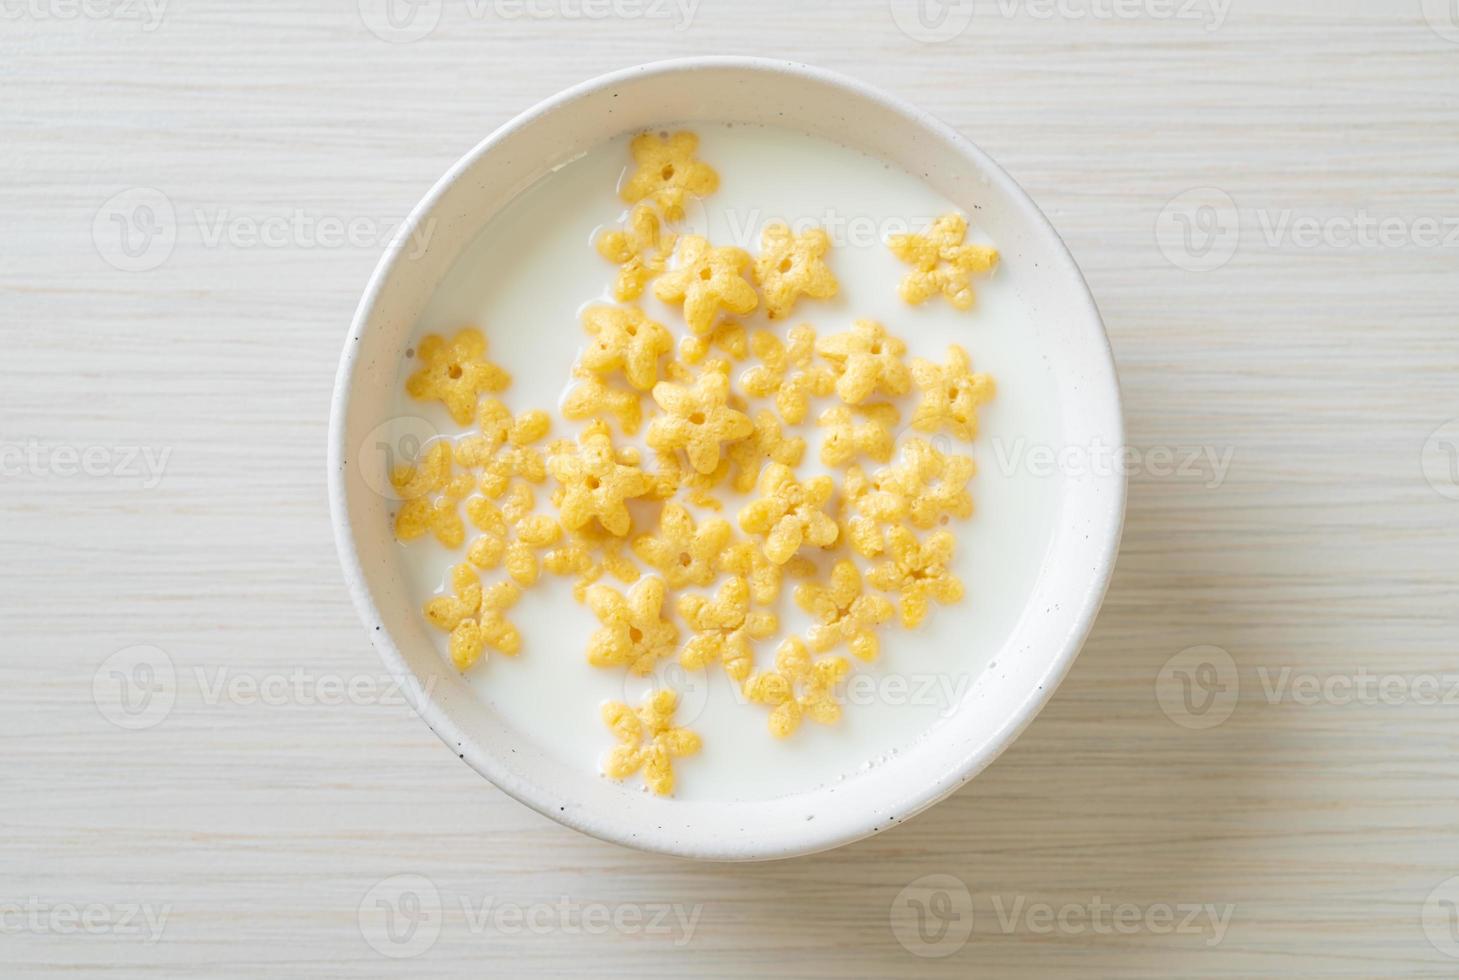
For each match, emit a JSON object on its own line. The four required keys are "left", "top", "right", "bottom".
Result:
{"left": 4, "top": 1, "right": 1458, "bottom": 975}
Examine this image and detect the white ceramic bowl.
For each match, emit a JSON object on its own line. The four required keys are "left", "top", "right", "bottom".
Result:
{"left": 329, "top": 57, "right": 1124, "bottom": 861}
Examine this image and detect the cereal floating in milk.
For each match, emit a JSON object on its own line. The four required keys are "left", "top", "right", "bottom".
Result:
{"left": 677, "top": 575, "right": 778, "bottom": 683}
{"left": 652, "top": 235, "right": 758, "bottom": 336}
{"left": 394, "top": 130, "right": 1002, "bottom": 793}
{"left": 815, "top": 319, "right": 912, "bottom": 405}
{"left": 595, "top": 204, "right": 676, "bottom": 302}
{"left": 740, "top": 323, "right": 834, "bottom": 425}
{"left": 619, "top": 131, "right": 719, "bottom": 221}
{"left": 601, "top": 689, "right": 702, "bottom": 796}
{"left": 795, "top": 559, "right": 896, "bottom": 663}
{"left": 909, "top": 343, "right": 996, "bottom": 441}
{"left": 424, "top": 564, "right": 522, "bottom": 670}
{"left": 406, "top": 328, "right": 511, "bottom": 425}
{"left": 744, "top": 637, "right": 850, "bottom": 739}
{"left": 737, "top": 462, "right": 840, "bottom": 566}
{"left": 646, "top": 361, "right": 754, "bottom": 476}
{"left": 585, "top": 576, "right": 679, "bottom": 676}
{"left": 579, "top": 304, "right": 675, "bottom": 392}
{"left": 753, "top": 223, "right": 839, "bottom": 320}
{"left": 887, "top": 212, "right": 999, "bottom": 311}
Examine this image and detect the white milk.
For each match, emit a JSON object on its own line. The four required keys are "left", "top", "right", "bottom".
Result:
{"left": 389, "top": 124, "right": 1060, "bottom": 802}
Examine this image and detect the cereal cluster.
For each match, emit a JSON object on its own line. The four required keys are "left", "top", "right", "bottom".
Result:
{"left": 393, "top": 130, "right": 998, "bottom": 796}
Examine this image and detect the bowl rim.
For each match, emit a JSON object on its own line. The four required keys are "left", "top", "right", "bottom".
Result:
{"left": 329, "top": 55, "right": 1125, "bottom": 861}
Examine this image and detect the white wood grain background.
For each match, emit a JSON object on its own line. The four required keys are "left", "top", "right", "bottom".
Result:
{"left": 3, "top": 0, "right": 1458, "bottom": 975}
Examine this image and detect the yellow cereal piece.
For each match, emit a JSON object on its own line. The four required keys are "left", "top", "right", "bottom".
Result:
{"left": 867, "top": 527, "right": 964, "bottom": 628}
{"left": 405, "top": 328, "right": 511, "bottom": 425}
{"left": 546, "top": 421, "right": 652, "bottom": 537}
{"left": 738, "top": 462, "right": 839, "bottom": 565}
{"left": 740, "top": 323, "right": 834, "bottom": 425}
{"left": 601, "top": 689, "right": 702, "bottom": 796}
{"left": 595, "top": 205, "right": 676, "bottom": 301}
{"left": 391, "top": 441, "right": 475, "bottom": 548}
{"left": 543, "top": 523, "right": 641, "bottom": 602}
{"left": 631, "top": 503, "right": 733, "bottom": 589}
{"left": 653, "top": 235, "right": 758, "bottom": 336}
{"left": 814, "top": 319, "right": 911, "bottom": 405}
{"left": 424, "top": 563, "right": 522, "bottom": 671}
{"left": 881, "top": 438, "right": 976, "bottom": 529}
{"left": 816, "top": 403, "right": 899, "bottom": 468}
{"left": 678, "top": 320, "right": 747, "bottom": 366}
{"left": 619, "top": 131, "right": 719, "bottom": 221}
{"left": 455, "top": 399, "right": 551, "bottom": 498}
{"left": 562, "top": 371, "right": 643, "bottom": 436}
{"left": 753, "top": 223, "right": 838, "bottom": 320}
{"left": 887, "top": 212, "right": 999, "bottom": 310}
{"left": 579, "top": 304, "right": 674, "bottom": 392}
{"left": 465, "top": 482, "right": 559, "bottom": 587}
{"left": 585, "top": 576, "right": 679, "bottom": 675}
{"left": 743, "top": 636, "right": 850, "bottom": 739}
{"left": 725, "top": 409, "right": 806, "bottom": 493}
{"left": 908, "top": 343, "right": 996, "bottom": 441}
{"left": 678, "top": 576, "right": 778, "bottom": 683}
{"left": 795, "top": 559, "right": 896, "bottom": 662}
{"left": 646, "top": 363, "right": 754, "bottom": 476}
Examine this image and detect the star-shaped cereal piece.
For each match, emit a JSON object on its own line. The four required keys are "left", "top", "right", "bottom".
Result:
{"left": 719, "top": 540, "right": 816, "bottom": 606}
{"left": 546, "top": 421, "right": 652, "bottom": 537}
{"left": 646, "top": 362, "right": 753, "bottom": 475}
{"left": 725, "top": 409, "right": 806, "bottom": 493}
{"left": 424, "top": 563, "right": 522, "bottom": 671}
{"left": 579, "top": 304, "right": 674, "bottom": 391}
{"left": 454, "top": 399, "right": 551, "bottom": 497}
{"left": 643, "top": 449, "right": 724, "bottom": 510}
{"left": 464, "top": 482, "right": 561, "bottom": 587}
{"left": 619, "top": 131, "right": 719, "bottom": 221}
{"left": 738, "top": 462, "right": 839, "bottom": 565}
{"left": 743, "top": 637, "right": 850, "bottom": 739}
{"left": 815, "top": 319, "right": 911, "bottom": 405}
{"left": 405, "top": 328, "right": 510, "bottom": 425}
{"left": 653, "top": 235, "right": 758, "bottom": 336}
{"left": 740, "top": 323, "right": 834, "bottom": 425}
{"left": 867, "top": 528, "right": 964, "bottom": 628}
{"left": 816, "top": 403, "right": 899, "bottom": 468}
{"left": 909, "top": 343, "right": 996, "bottom": 441}
{"left": 880, "top": 438, "right": 976, "bottom": 528}
{"left": 678, "top": 576, "right": 778, "bottom": 683}
{"left": 887, "top": 212, "right": 999, "bottom": 310}
{"left": 795, "top": 559, "right": 896, "bottom": 662}
{"left": 562, "top": 371, "right": 643, "bottom": 436}
{"left": 584, "top": 576, "right": 679, "bottom": 675}
{"left": 837, "top": 463, "right": 914, "bottom": 559}
{"left": 595, "top": 205, "right": 676, "bottom": 301}
{"left": 631, "top": 503, "right": 733, "bottom": 589}
{"left": 543, "top": 521, "right": 641, "bottom": 602}
{"left": 601, "top": 689, "right": 702, "bottom": 796}
{"left": 753, "top": 223, "right": 838, "bottom": 320}
{"left": 391, "top": 441, "right": 475, "bottom": 548}
{"left": 678, "top": 320, "right": 747, "bottom": 366}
